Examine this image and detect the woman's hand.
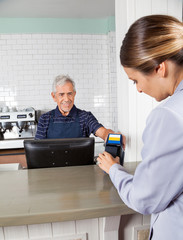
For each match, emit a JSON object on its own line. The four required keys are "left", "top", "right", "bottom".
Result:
{"left": 97, "top": 151, "right": 120, "bottom": 174}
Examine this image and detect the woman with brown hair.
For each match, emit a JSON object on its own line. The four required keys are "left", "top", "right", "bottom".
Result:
{"left": 97, "top": 15, "right": 183, "bottom": 239}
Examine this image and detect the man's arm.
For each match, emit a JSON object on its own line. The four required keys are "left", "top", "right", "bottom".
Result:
{"left": 84, "top": 111, "right": 126, "bottom": 146}
{"left": 95, "top": 127, "right": 114, "bottom": 141}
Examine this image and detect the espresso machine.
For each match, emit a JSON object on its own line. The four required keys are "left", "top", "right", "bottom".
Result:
{"left": 0, "top": 107, "right": 37, "bottom": 149}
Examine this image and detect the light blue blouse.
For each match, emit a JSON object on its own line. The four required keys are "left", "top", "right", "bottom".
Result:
{"left": 109, "top": 80, "right": 183, "bottom": 240}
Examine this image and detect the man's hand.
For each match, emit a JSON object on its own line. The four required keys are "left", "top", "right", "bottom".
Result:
{"left": 95, "top": 127, "right": 114, "bottom": 141}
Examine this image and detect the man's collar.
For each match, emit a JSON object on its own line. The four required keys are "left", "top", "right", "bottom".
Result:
{"left": 55, "top": 105, "right": 77, "bottom": 118}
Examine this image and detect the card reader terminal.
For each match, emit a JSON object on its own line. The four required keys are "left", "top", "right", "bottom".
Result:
{"left": 105, "top": 133, "right": 124, "bottom": 165}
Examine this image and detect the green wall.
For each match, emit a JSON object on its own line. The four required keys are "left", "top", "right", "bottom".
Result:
{"left": 0, "top": 16, "right": 115, "bottom": 34}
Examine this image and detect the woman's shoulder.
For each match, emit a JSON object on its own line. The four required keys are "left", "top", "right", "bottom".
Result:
{"left": 146, "top": 95, "right": 183, "bottom": 131}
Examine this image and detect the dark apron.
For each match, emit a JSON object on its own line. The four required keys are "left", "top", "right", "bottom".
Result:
{"left": 47, "top": 110, "right": 83, "bottom": 139}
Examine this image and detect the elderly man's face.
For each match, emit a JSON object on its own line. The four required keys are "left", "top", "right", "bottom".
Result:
{"left": 51, "top": 82, "right": 76, "bottom": 116}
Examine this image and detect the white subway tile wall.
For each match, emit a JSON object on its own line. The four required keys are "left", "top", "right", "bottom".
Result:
{"left": 0, "top": 32, "right": 117, "bottom": 130}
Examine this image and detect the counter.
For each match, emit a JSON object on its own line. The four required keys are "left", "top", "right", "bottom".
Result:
{"left": 0, "top": 162, "right": 139, "bottom": 240}
{"left": 0, "top": 162, "right": 138, "bottom": 227}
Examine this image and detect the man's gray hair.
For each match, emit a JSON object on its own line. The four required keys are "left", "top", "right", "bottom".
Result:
{"left": 52, "top": 75, "right": 76, "bottom": 93}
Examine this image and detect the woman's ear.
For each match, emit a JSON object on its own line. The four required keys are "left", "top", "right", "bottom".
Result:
{"left": 155, "top": 62, "right": 166, "bottom": 78}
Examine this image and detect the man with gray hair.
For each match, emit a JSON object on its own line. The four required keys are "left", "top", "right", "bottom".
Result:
{"left": 35, "top": 74, "right": 115, "bottom": 140}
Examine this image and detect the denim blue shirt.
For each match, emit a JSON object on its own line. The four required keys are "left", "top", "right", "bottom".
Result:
{"left": 109, "top": 80, "right": 183, "bottom": 240}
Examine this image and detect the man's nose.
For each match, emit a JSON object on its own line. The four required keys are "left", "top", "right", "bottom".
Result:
{"left": 63, "top": 94, "right": 69, "bottom": 101}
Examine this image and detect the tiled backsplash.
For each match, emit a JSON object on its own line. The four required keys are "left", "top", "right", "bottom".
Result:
{"left": 0, "top": 32, "right": 117, "bottom": 131}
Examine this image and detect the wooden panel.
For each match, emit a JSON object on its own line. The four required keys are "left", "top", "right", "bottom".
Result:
{"left": 0, "top": 154, "right": 27, "bottom": 168}
{"left": 103, "top": 216, "right": 121, "bottom": 240}
{"left": 168, "top": 0, "right": 183, "bottom": 20}
{"left": 28, "top": 223, "right": 52, "bottom": 239}
{"left": 119, "top": 214, "right": 143, "bottom": 240}
{"left": 134, "top": 0, "right": 153, "bottom": 162}
{"left": 53, "top": 233, "right": 87, "bottom": 240}
{"left": 128, "top": 82, "right": 137, "bottom": 162}
{"left": 0, "top": 227, "right": 4, "bottom": 240}
{"left": 50, "top": 233, "right": 87, "bottom": 240}
{"left": 136, "top": 94, "right": 153, "bottom": 161}
{"left": 52, "top": 221, "right": 76, "bottom": 237}
{"left": 3, "top": 224, "right": 86, "bottom": 240}
{"left": 115, "top": 0, "right": 129, "bottom": 142}
{"left": 135, "top": 0, "right": 151, "bottom": 18}
{"left": 127, "top": 0, "right": 136, "bottom": 27}
{"left": 152, "top": 0, "right": 168, "bottom": 14}
{"left": 99, "top": 218, "right": 104, "bottom": 240}
{"left": 3, "top": 225, "right": 28, "bottom": 240}
{"left": 76, "top": 218, "right": 99, "bottom": 240}
{"left": 126, "top": 0, "right": 137, "bottom": 162}
{"left": 0, "top": 149, "right": 25, "bottom": 154}
{"left": 143, "top": 215, "right": 151, "bottom": 225}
